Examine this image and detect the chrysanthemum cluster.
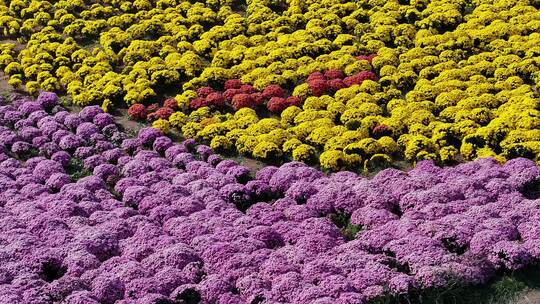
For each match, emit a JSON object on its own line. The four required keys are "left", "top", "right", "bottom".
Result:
{"left": 3, "top": 0, "right": 539, "bottom": 168}
{"left": 2, "top": 92, "right": 540, "bottom": 303}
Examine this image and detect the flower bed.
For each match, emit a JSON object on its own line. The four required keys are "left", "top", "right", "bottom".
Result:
{"left": 1, "top": 92, "right": 540, "bottom": 303}
{"left": 2, "top": 0, "right": 539, "bottom": 168}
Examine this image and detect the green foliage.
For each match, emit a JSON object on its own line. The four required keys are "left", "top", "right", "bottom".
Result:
{"left": 329, "top": 212, "right": 362, "bottom": 241}
{"left": 65, "top": 158, "right": 91, "bottom": 181}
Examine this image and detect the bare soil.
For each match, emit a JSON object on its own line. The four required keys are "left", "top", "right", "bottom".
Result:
{"left": 513, "top": 291, "right": 540, "bottom": 304}
{"left": 0, "top": 72, "right": 13, "bottom": 93}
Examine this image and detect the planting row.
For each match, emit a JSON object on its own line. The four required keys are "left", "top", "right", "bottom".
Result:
{"left": 1, "top": 92, "right": 540, "bottom": 303}
{"left": 131, "top": 69, "right": 540, "bottom": 171}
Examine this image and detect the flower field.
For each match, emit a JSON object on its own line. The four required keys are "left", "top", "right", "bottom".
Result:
{"left": 1, "top": 0, "right": 540, "bottom": 302}
{"left": 0, "top": 92, "right": 539, "bottom": 303}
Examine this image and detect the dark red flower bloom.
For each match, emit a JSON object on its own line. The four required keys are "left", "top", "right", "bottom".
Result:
{"left": 356, "top": 54, "right": 377, "bottom": 62}
{"left": 307, "top": 79, "right": 328, "bottom": 97}
{"left": 285, "top": 96, "right": 302, "bottom": 107}
{"left": 307, "top": 72, "right": 326, "bottom": 82}
{"left": 224, "top": 79, "right": 243, "bottom": 90}
{"left": 328, "top": 79, "right": 347, "bottom": 91}
{"left": 223, "top": 89, "right": 242, "bottom": 101}
{"left": 239, "top": 84, "right": 256, "bottom": 94}
{"left": 205, "top": 92, "right": 225, "bottom": 108}
{"left": 324, "top": 69, "right": 345, "bottom": 80}
{"left": 127, "top": 104, "right": 147, "bottom": 121}
{"left": 232, "top": 94, "right": 255, "bottom": 110}
{"left": 196, "top": 87, "right": 215, "bottom": 98}
{"left": 163, "top": 98, "right": 178, "bottom": 110}
{"left": 251, "top": 92, "right": 265, "bottom": 106}
{"left": 262, "top": 85, "right": 285, "bottom": 99}
{"left": 189, "top": 97, "right": 207, "bottom": 109}
{"left": 147, "top": 103, "right": 159, "bottom": 113}
{"left": 267, "top": 97, "right": 288, "bottom": 113}
{"left": 148, "top": 107, "right": 173, "bottom": 121}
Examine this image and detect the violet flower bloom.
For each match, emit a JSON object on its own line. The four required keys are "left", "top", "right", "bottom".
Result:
{"left": 153, "top": 136, "right": 173, "bottom": 155}
{"left": 51, "top": 151, "right": 71, "bottom": 167}
{"left": 164, "top": 145, "right": 186, "bottom": 162}
{"left": 196, "top": 144, "right": 213, "bottom": 160}
{"left": 39, "top": 142, "right": 60, "bottom": 157}
{"left": 29, "top": 109, "right": 50, "bottom": 124}
{"left": 14, "top": 118, "right": 33, "bottom": 129}
{"left": 64, "top": 114, "right": 83, "bottom": 130}
{"left": 36, "top": 91, "right": 60, "bottom": 109}
{"left": 121, "top": 138, "right": 142, "bottom": 154}
{"left": 6, "top": 100, "right": 540, "bottom": 303}
{"left": 102, "top": 148, "right": 126, "bottom": 164}
{"left": 137, "top": 128, "right": 162, "bottom": 146}
{"left": 74, "top": 147, "right": 95, "bottom": 159}
{"left": 33, "top": 159, "right": 64, "bottom": 181}
{"left": 39, "top": 119, "right": 62, "bottom": 137}
{"left": 54, "top": 111, "right": 70, "bottom": 124}
{"left": 84, "top": 155, "right": 107, "bottom": 171}
{"left": 0, "top": 130, "right": 19, "bottom": 146}
{"left": 11, "top": 141, "right": 32, "bottom": 154}
{"left": 110, "top": 131, "right": 128, "bottom": 144}
{"left": 93, "top": 113, "right": 115, "bottom": 128}
{"left": 46, "top": 173, "right": 72, "bottom": 190}
{"left": 19, "top": 126, "right": 42, "bottom": 142}
{"left": 52, "top": 129, "right": 71, "bottom": 145}
{"left": 79, "top": 106, "right": 103, "bottom": 122}
{"left": 93, "top": 164, "right": 119, "bottom": 180}
{"left": 173, "top": 153, "right": 195, "bottom": 168}
{"left": 101, "top": 124, "right": 118, "bottom": 138}
{"left": 3, "top": 110, "right": 23, "bottom": 124}
{"left": 207, "top": 154, "right": 223, "bottom": 166}
{"left": 76, "top": 122, "right": 100, "bottom": 139}
{"left": 59, "top": 134, "right": 85, "bottom": 150}
{"left": 18, "top": 102, "right": 43, "bottom": 116}
{"left": 178, "top": 138, "right": 195, "bottom": 151}
{"left": 32, "top": 135, "right": 49, "bottom": 147}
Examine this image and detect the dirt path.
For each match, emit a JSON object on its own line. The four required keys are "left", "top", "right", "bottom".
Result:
{"left": 513, "top": 291, "right": 540, "bottom": 304}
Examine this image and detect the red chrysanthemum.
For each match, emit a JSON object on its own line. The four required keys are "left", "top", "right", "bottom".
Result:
{"left": 356, "top": 54, "right": 377, "bottom": 62}
{"left": 127, "top": 104, "right": 147, "bottom": 121}
{"left": 307, "top": 72, "right": 326, "bottom": 82}
{"left": 224, "top": 79, "right": 243, "bottom": 90}
{"left": 262, "top": 84, "right": 285, "bottom": 99}
{"left": 196, "top": 86, "right": 215, "bottom": 98}
{"left": 267, "top": 97, "right": 288, "bottom": 113}
{"left": 239, "top": 84, "right": 256, "bottom": 94}
{"left": 324, "top": 69, "right": 345, "bottom": 80}
{"left": 205, "top": 92, "right": 226, "bottom": 108}
{"left": 358, "top": 71, "right": 378, "bottom": 81}
{"left": 344, "top": 71, "right": 379, "bottom": 86}
{"left": 251, "top": 92, "right": 265, "bottom": 106}
{"left": 328, "top": 78, "right": 347, "bottom": 91}
{"left": 232, "top": 93, "right": 255, "bottom": 110}
{"left": 307, "top": 79, "right": 328, "bottom": 97}
{"left": 285, "top": 96, "right": 302, "bottom": 107}
{"left": 224, "top": 89, "right": 242, "bottom": 101}
{"left": 147, "top": 103, "right": 159, "bottom": 113}
{"left": 163, "top": 98, "right": 178, "bottom": 110}
{"left": 190, "top": 97, "right": 207, "bottom": 109}
{"left": 148, "top": 107, "right": 173, "bottom": 121}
